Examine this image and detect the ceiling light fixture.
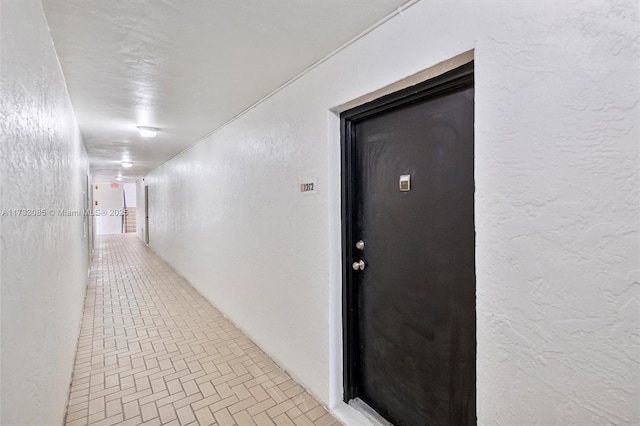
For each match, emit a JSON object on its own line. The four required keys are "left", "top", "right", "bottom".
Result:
{"left": 122, "top": 161, "right": 133, "bottom": 168}
{"left": 115, "top": 176, "right": 123, "bottom": 181}
{"left": 137, "top": 126, "right": 158, "bottom": 137}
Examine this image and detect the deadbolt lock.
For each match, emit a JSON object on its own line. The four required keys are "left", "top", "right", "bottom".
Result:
{"left": 355, "top": 240, "right": 365, "bottom": 250}
{"left": 352, "top": 260, "right": 365, "bottom": 271}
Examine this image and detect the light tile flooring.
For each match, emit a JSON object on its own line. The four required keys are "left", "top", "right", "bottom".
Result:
{"left": 65, "top": 234, "right": 340, "bottom": 426}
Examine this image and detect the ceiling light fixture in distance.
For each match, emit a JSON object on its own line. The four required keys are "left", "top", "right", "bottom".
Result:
{"left": 115, "top": 176, "right": 123, "bottom": 181}
{"left": 137, "top": 126, "right": 158, "bottom": 138}
{"left": 122, "top": 162, "right": 133, "bottom": 168}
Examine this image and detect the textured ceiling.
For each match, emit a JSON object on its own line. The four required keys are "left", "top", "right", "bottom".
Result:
{"left": 42, "top": 0, "right": 411, "bottom": 182}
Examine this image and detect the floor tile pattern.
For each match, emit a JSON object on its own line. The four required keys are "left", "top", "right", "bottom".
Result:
{"left": 65, "top": 234, "right": 339, "bottom": 426}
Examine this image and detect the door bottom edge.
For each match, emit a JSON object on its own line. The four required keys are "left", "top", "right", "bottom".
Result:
{"left": 348, "top": 398, "right": 394, "bottom": 426}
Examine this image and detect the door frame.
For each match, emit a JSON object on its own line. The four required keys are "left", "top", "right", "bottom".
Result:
{"left": 144, "top": 185, "right": 150, "bottom": 244}
{"left": 85, "top": 174, "right": 93, "bottom": 263}
{"left": 340, "top": 61, "right": 474, "bottom": 402}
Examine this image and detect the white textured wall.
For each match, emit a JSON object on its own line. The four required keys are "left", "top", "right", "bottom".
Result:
{"left": 0, "top": 0, "right": 90, "bottom": 424}
{"left": 141, "top": 0, "right": 639, "bottom": 424}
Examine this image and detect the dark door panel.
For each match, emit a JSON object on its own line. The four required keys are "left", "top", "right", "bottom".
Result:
{"left": 342, "top": 63, "right": 475, "bottom": 426}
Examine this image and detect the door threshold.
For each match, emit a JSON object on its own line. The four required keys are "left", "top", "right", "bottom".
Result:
{"left": 348, "top": 398, "right": 393, "bottom": 426}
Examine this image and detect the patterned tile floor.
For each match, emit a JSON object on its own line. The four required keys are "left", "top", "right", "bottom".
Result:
{"left": 64, "top": 234, "right": 340, "bottom": 426}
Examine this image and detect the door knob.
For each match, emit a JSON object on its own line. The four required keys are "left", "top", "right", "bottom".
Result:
{"left": 352, "top": 260, "right": 365, "bottom": 271}
{"left": 355, "top": 240, "right": 365, "bottom": 250}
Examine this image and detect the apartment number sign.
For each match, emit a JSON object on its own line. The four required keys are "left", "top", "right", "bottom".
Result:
{"left": 300, "top": 179, "right": 317, "bottom": 195}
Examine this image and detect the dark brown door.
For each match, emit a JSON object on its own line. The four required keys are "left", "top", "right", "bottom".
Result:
{"left": 342, "top": 63, "right": 475, "bottom": 426}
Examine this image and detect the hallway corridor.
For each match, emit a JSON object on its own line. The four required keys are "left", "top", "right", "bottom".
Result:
{"left": 64, "top": 235, "right": 339, "bottom": 426}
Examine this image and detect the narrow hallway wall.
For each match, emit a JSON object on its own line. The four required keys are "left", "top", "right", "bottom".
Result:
{"left": 0, "top": 0, "right": 91, "bottom": 424}
{"left": 141, "top": 1, "right": 639, "bottom": 424}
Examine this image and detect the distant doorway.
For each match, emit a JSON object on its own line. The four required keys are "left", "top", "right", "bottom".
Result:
{"left": 122, "top": 183, "right": 137, "bottom": 233}
{"left": 94, "top": 182, "right": 125, "bottom": 235}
